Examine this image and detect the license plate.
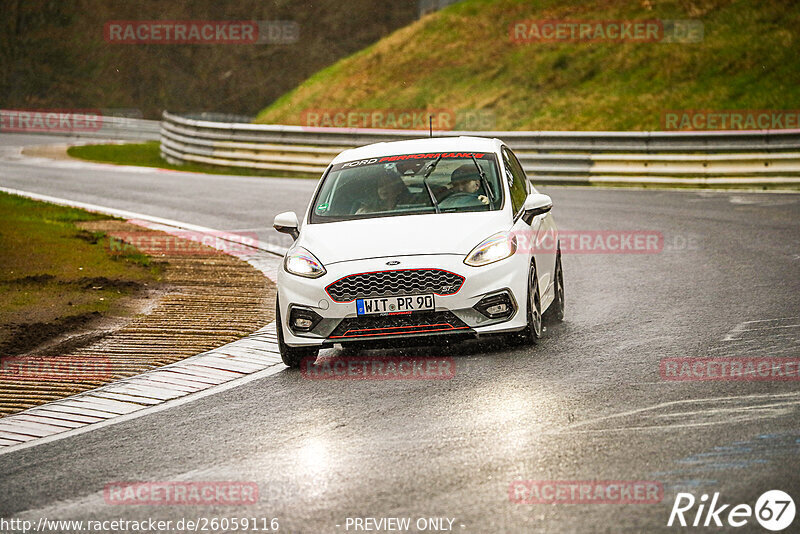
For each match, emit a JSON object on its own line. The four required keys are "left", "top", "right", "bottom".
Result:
{"left": 356, "top": 294, "right": 435, "bottom": 316}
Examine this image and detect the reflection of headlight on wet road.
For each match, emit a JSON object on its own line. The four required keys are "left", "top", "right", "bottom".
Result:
{"left": 298, "top": 437, "right": 329, "bottom": 475}
{"left": 467, "top": 381, "right": 563, "bottom": 447}
{"left": 475, "top": 385, "right": 530, "bottom": 425}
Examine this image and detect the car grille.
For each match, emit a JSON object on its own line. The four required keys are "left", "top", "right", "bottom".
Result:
{"left": 325, "top": 269, "right": 465, "bottom": 303}
{"left": 329, "top": 311, "right": 471, "bottom": 339}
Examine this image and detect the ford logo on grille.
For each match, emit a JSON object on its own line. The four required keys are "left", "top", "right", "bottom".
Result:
{"left": 386, "top": 260, "right": 401, "bottom": 265}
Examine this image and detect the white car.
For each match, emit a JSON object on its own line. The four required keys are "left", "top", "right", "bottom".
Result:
{"left": 273, "top": 136, "right": 564, "bottom": 367}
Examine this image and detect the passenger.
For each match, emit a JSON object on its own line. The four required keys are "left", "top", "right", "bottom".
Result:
{"left": 355, "top": 169, "right": 412, "bottom": 214}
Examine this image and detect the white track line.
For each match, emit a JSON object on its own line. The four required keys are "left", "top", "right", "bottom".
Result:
{"left": 0, "top": 360, "right": 286, "bottom": 456}
{"left": 0, "top": 188, "right": 288, "bottom": 455}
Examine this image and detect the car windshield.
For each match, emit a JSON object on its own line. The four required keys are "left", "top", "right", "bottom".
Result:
{"left": 310, "top": 152, "right": 502, "bottom": 223}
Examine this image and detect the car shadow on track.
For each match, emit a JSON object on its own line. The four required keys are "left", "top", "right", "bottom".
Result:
{"left": 276, "top": 318, "right": 571, "bottom": 377}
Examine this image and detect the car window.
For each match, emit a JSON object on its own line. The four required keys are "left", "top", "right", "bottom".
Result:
{"left": 503, "top": 147, "right": 528, "bottom": 215}
{"left": 310, "top": 152, "right": 503, "bottom": 223}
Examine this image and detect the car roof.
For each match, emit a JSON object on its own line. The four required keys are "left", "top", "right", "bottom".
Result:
{"left": 330, "top": 136, "right": 504, "bottom": 165}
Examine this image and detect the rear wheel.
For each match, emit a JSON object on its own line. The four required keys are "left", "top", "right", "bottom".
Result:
{"left": 543, "top": 251, "right": 564, "bottom": 323}
{"left": 516, "top": 262, "right": 542, "bottom": 344}
{"left": 276, "top": 298, "right": 318, "bottom": 368}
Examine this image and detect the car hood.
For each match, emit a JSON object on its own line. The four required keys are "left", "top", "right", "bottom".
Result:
{"left": 297, "top": 211, "right": 510, "bottom": 265}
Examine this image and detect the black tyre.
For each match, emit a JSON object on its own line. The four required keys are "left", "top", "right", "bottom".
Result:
{"left": 276, "top": 298, "right": 318, "bottom": 368}
{"left": 543, "top": 251, "right": 564, "bottom": 323}
{"left": 516, "top": 262, "right": 543, "bottom": 344}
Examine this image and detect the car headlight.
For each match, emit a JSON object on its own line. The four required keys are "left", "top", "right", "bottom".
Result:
{"left": 464, "top": 232, "right": 517, "bottom": 267}
{"left": 284, "top": 247, "right": 326, "bottom": 278}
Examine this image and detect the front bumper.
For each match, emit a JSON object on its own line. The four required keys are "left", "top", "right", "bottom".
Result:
{"left": 277, "top": 253, "right": 530, "bottom": 348}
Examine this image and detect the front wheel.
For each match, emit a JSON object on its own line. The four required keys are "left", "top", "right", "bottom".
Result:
{"left": 276, "top": 298, "right": 318, "bottom": 368}
{"left": 543, "top": 251, "right": 564, "bottom": 323}
{"left": 516, "top": 262, "right": 543, "bottom": 344}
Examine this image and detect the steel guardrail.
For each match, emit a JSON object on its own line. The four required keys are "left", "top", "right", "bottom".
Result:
{"left": 160, "top": 111, "right": 800, "bottom": 186}
{"left": 0, "top": 109, "right": 160, "bottom": 141}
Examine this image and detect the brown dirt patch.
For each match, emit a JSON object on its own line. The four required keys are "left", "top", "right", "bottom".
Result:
{"left": 0, "top": 220, "right": 275, "bottom": 416}
{"left": 21, "top": 144, "right": 75, "bottom": 160}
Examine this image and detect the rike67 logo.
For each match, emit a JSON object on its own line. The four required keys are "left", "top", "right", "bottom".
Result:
{"left": 668, "top": 490, "right": 795, "bottom": 531}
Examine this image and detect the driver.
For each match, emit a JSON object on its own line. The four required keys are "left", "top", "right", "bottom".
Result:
{"left": 446, "top": 164, "right": 489, "bottom": 205}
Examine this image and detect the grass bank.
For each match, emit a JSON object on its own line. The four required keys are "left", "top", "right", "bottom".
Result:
{"left": 256, "top": 0, "right": 800, "bottom": 131}
{"left": 0, "top": 192, "right": 162, "bottom": 355}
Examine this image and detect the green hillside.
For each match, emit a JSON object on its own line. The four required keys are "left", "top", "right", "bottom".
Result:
{"left": 256, "top": 0, "right": 800, "bottom": 131}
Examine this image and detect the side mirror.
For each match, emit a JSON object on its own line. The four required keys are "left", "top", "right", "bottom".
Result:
{"left": 273, "top": 211, "right": 299, "bottom": 240}
{"left": 521, "top": 193, "right": 552, "bottom": 224}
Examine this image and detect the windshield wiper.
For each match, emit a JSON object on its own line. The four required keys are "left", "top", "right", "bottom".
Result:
{"left": 422, "top": 155, "right": 442, "bottom": 213}
{"left": 470, "top": 155, "right": 494, "bottom": 203}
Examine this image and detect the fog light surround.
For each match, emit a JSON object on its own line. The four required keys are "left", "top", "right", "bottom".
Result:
{"left": 288, "top": 306, "right": 323, "bottom": 333}
{"left": 473, "top": 290, "right": 516, "bottom": 320}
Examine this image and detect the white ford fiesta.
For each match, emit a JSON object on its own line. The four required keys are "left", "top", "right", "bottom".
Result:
{"left": 273, "top": 136, "right": 564, "bottom": 367}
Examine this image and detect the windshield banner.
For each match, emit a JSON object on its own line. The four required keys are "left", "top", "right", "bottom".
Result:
{"left": 333, "top": 152, "right": 489, "bottom": 171}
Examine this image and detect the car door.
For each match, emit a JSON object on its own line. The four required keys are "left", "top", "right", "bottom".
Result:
{"left": 502, "top": 146, "right": 557, "bottom": 300}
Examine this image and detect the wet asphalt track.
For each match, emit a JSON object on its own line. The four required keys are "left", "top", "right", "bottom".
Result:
{"left": 0, "top": 134, "right": 799, "bottom": 532}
